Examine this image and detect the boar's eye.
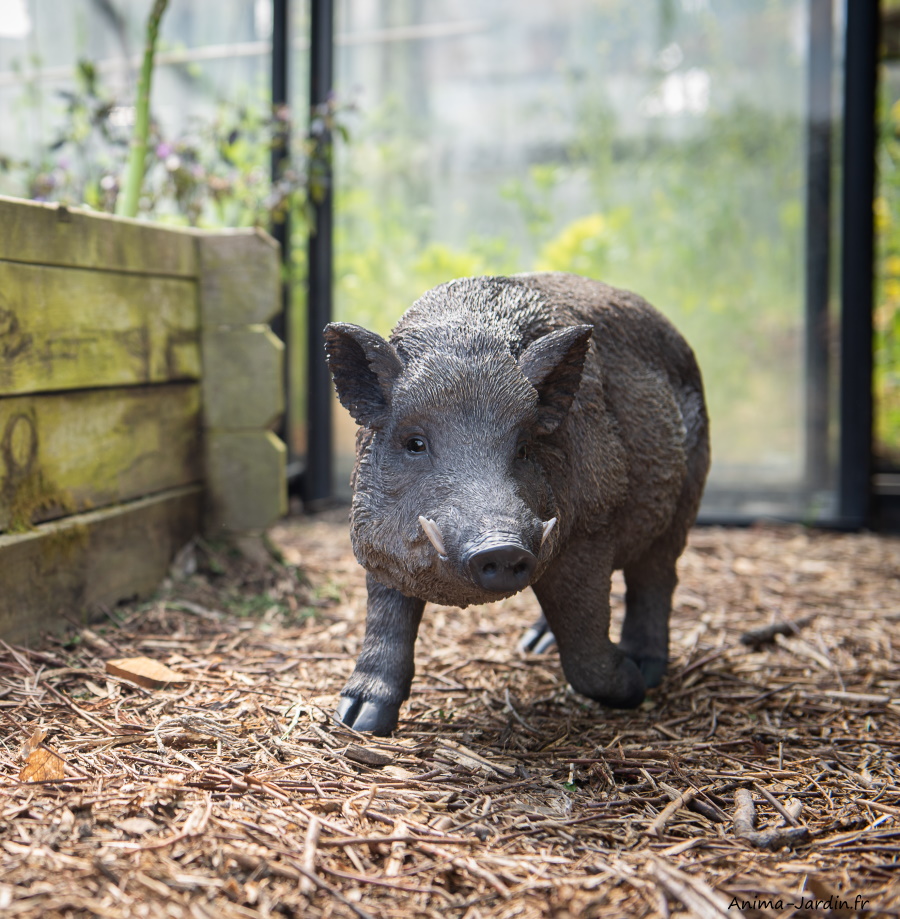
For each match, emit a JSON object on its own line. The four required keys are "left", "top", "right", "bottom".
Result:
{"left": 517, "top": 440, "right": 530, "bottom": 460}
{"left": 405, "top": 436, "right": 428, "bottom": 455}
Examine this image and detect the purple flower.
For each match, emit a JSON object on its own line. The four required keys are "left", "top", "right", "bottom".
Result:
{"left": 156, "top": 142, "right": 174, "bottom": 159}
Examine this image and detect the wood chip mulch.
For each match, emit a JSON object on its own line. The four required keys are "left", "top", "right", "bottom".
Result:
{"left": 1, "top": 515, "right": 899, "bottom": 919}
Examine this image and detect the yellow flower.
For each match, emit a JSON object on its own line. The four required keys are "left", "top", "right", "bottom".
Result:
{"left": 884, "top": 278, "right": 900, "bottom": 304}
{"left": 875, "top": 197, "right": 892, "bottom": 233}
{"left": 536, "top": 214, "right": 608, "bottom": 272}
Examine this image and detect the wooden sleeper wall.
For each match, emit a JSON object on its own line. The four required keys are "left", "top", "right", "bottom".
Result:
{"left": 0, "top": 197, "right": 286, "bottom": 643}
{"left": 199, "top": 232, "right": 286, "bottom": 535}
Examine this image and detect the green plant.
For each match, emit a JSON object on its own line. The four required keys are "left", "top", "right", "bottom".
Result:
{"left": 499, "top": 164, "right": 562, "bottom": 244}
{"left": 0, "top": 60, "right": 350, "bottom": 232}
{"left": 876, "top": 92, "right": 900, "bottom": 467}
{"left": 117, "top": 0, "right": 169, "bottom": 218}
{"left": 1, "top": 59, "right": 129, "bottom": 210}
{"left": 334, "top": 97, "right": 806, "bottom": 472}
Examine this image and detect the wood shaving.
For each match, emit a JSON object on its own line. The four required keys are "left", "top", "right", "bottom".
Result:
{"left": 0, "top": 517, "right": 897, "bottom": 918}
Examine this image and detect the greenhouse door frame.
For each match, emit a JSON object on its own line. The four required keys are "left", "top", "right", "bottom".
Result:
{"left": 838, "top": 0, "right": 878, "bottom": 528}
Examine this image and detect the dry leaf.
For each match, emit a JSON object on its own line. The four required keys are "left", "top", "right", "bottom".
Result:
{"left": 382, "top": 764, "right": 416, "bottom": 780}
{"left": 106, "top": 656, "right": 190, "bottom": 689}
{"left": 19, "top": 746, "right": 65, "bottom": 782}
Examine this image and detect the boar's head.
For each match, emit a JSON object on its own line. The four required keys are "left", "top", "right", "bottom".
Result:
{"left": 324, "top": 314, "right": 592, "bottom": 608}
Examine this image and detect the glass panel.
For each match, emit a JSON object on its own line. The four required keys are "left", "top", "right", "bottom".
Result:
{"left": 0, "top": 0, "right": 279, "bottom": 215}
{"left": 0, "top": 0, "right": 310, "bottom": 461}
{"left": 876, "top": 2, "right": 900, "bottom": 478}
{"left": 334, "top": 0, "right": 844, "bottom": 520}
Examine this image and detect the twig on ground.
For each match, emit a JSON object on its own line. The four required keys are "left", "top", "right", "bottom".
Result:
{"left": 732, "top": 788, "right": 810, "bottom": 850}
{"left": 300, "top": 815, "right": 322, "bottom": 895}
{"left": 645, "top": 858, "right": 734, "bottom": 919}
{"left": 739, "top": 615, "right": 816, "bottom": 647}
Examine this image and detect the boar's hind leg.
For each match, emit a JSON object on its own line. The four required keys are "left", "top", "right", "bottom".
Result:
{"left": 518, "top": 614, "right": 557, "bottom": 654}
{"left": 619, "top": 386, "right": 709, "bottom": 688}
{"left": 618, "top": 548, "right": 677, "bottom": 688}
{"left": 532, "top": 541, "right": 645, "bottom": 709}
{"left": 619, "top": 508, "right": 696, "bottom": 688}
{"left": 337, "top": 573, "right": 425, "bottom": 736}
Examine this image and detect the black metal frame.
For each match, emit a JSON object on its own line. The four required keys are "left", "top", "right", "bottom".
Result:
{"left": 270, "top": 0, "right": 334, "bottom": 503}
{"left": 302, "top": 0, "right": 335, "bottom": 506}
{"left": 270, "top": 0, "right": 298, "bottom": 479}
{"left": 838, "top": 0, "right": 879, "bottom": 527}
{"left": 287, "top": 0, "right": 883, "bottom": 528}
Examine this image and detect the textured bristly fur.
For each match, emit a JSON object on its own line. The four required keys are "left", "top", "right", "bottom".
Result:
{"left": 324, "top": 272, "right": 710, "bottom": 734}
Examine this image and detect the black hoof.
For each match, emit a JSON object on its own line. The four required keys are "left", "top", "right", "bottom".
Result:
{"left": 518, "top": 615, "right": 557, "bottom": 653}
{"left": 623, "top": 655, "right": 668, "bottom": 689}
{"left": 336, "top": 695, "right": 400, "bottom": 736}
{"left": 608, "top": 658, "right": 647, "bottom": 709}
{"left": 570, "top": 653, "right": 647, "bottom": 710}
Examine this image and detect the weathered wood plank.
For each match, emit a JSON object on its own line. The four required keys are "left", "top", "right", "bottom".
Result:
{"left": 0, "top": 384, "right": 201, "bottom": 533}
{"left": 0, "top": 260, "right": 200, "bottom": 395}
{"left": 198, "top": 228, "right": 286, "bottom": 538}
{"left": 202, "top": 326, "right": 285, "bottom": 430}
{"left": 198, "top": 230, "right": 281, "bottom": 325}
{"left": 0, "top": 486, "right": 201, "bottom": 644}
{"left": 0, "top": 195, "right": 197, "bottom": 276}
{"left": 205, "top": 431, "right": 287, "bottom": 532}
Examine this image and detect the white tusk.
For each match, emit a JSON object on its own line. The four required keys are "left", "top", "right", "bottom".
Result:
{"left": 541, "top": 517, "right": 558, "bottom": 547}
{"left": 418, "top": 516, "right": 447, "bottom": 557}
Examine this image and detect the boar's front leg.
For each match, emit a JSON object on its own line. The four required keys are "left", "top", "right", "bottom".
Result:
{"left": 532, "top": 539, "right": 646, "bottom": 709}
{"left": 337, "top": 573, "right": 425, "bottom": 735}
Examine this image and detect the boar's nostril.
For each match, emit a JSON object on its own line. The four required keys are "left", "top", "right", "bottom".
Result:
{"left": 467, "top": 545, "right": 536, "bottom": 593}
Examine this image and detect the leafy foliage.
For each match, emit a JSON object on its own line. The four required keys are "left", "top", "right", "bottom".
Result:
{"left": 3, "top": 6, "right": 895, "bottom": 476}
{"left": 117, "top": 0, "right": 169, "bottom": 219}
{"left": 876, "top": 92, "right": 900, "bottom": 466}
{"left": 334, "top": 99, "right": 806, "bottom": 470}
{"left": 3, "top": 60, "right": 129, "bottom": 212}
{"left": 0, "top": 62, "right": 348, "bottom": 232}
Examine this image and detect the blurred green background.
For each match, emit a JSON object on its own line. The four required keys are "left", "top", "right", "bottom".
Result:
{"left": 1, "top": 0, "right": 895, "bottom": 519}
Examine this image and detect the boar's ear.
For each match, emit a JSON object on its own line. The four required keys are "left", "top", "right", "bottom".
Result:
{"left": 518, "top": 324, "right": 593, "bottom": 435}
{"left": 324, "top": 322, "right": 404, "bottom": 427}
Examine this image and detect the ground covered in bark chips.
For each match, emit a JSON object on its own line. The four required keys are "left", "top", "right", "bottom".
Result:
{"left": 1, "top": 514, "right": 899, "bottom": 919}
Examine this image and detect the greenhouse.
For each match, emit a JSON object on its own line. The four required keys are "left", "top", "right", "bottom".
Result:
{"left": 1, "top": 0, "right": 894, "bottom": 525}
{"left": 0, "top": 4, "right": 898, "bottom": 918}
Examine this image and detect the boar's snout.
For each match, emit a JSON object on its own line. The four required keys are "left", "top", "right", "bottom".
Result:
{"left": 466, "top": 543, "right": 537, "bottom": 593}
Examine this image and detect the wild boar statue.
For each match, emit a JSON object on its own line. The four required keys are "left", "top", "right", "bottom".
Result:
{"left": 324, "top": 272, "right": 709, "bottom": 735}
